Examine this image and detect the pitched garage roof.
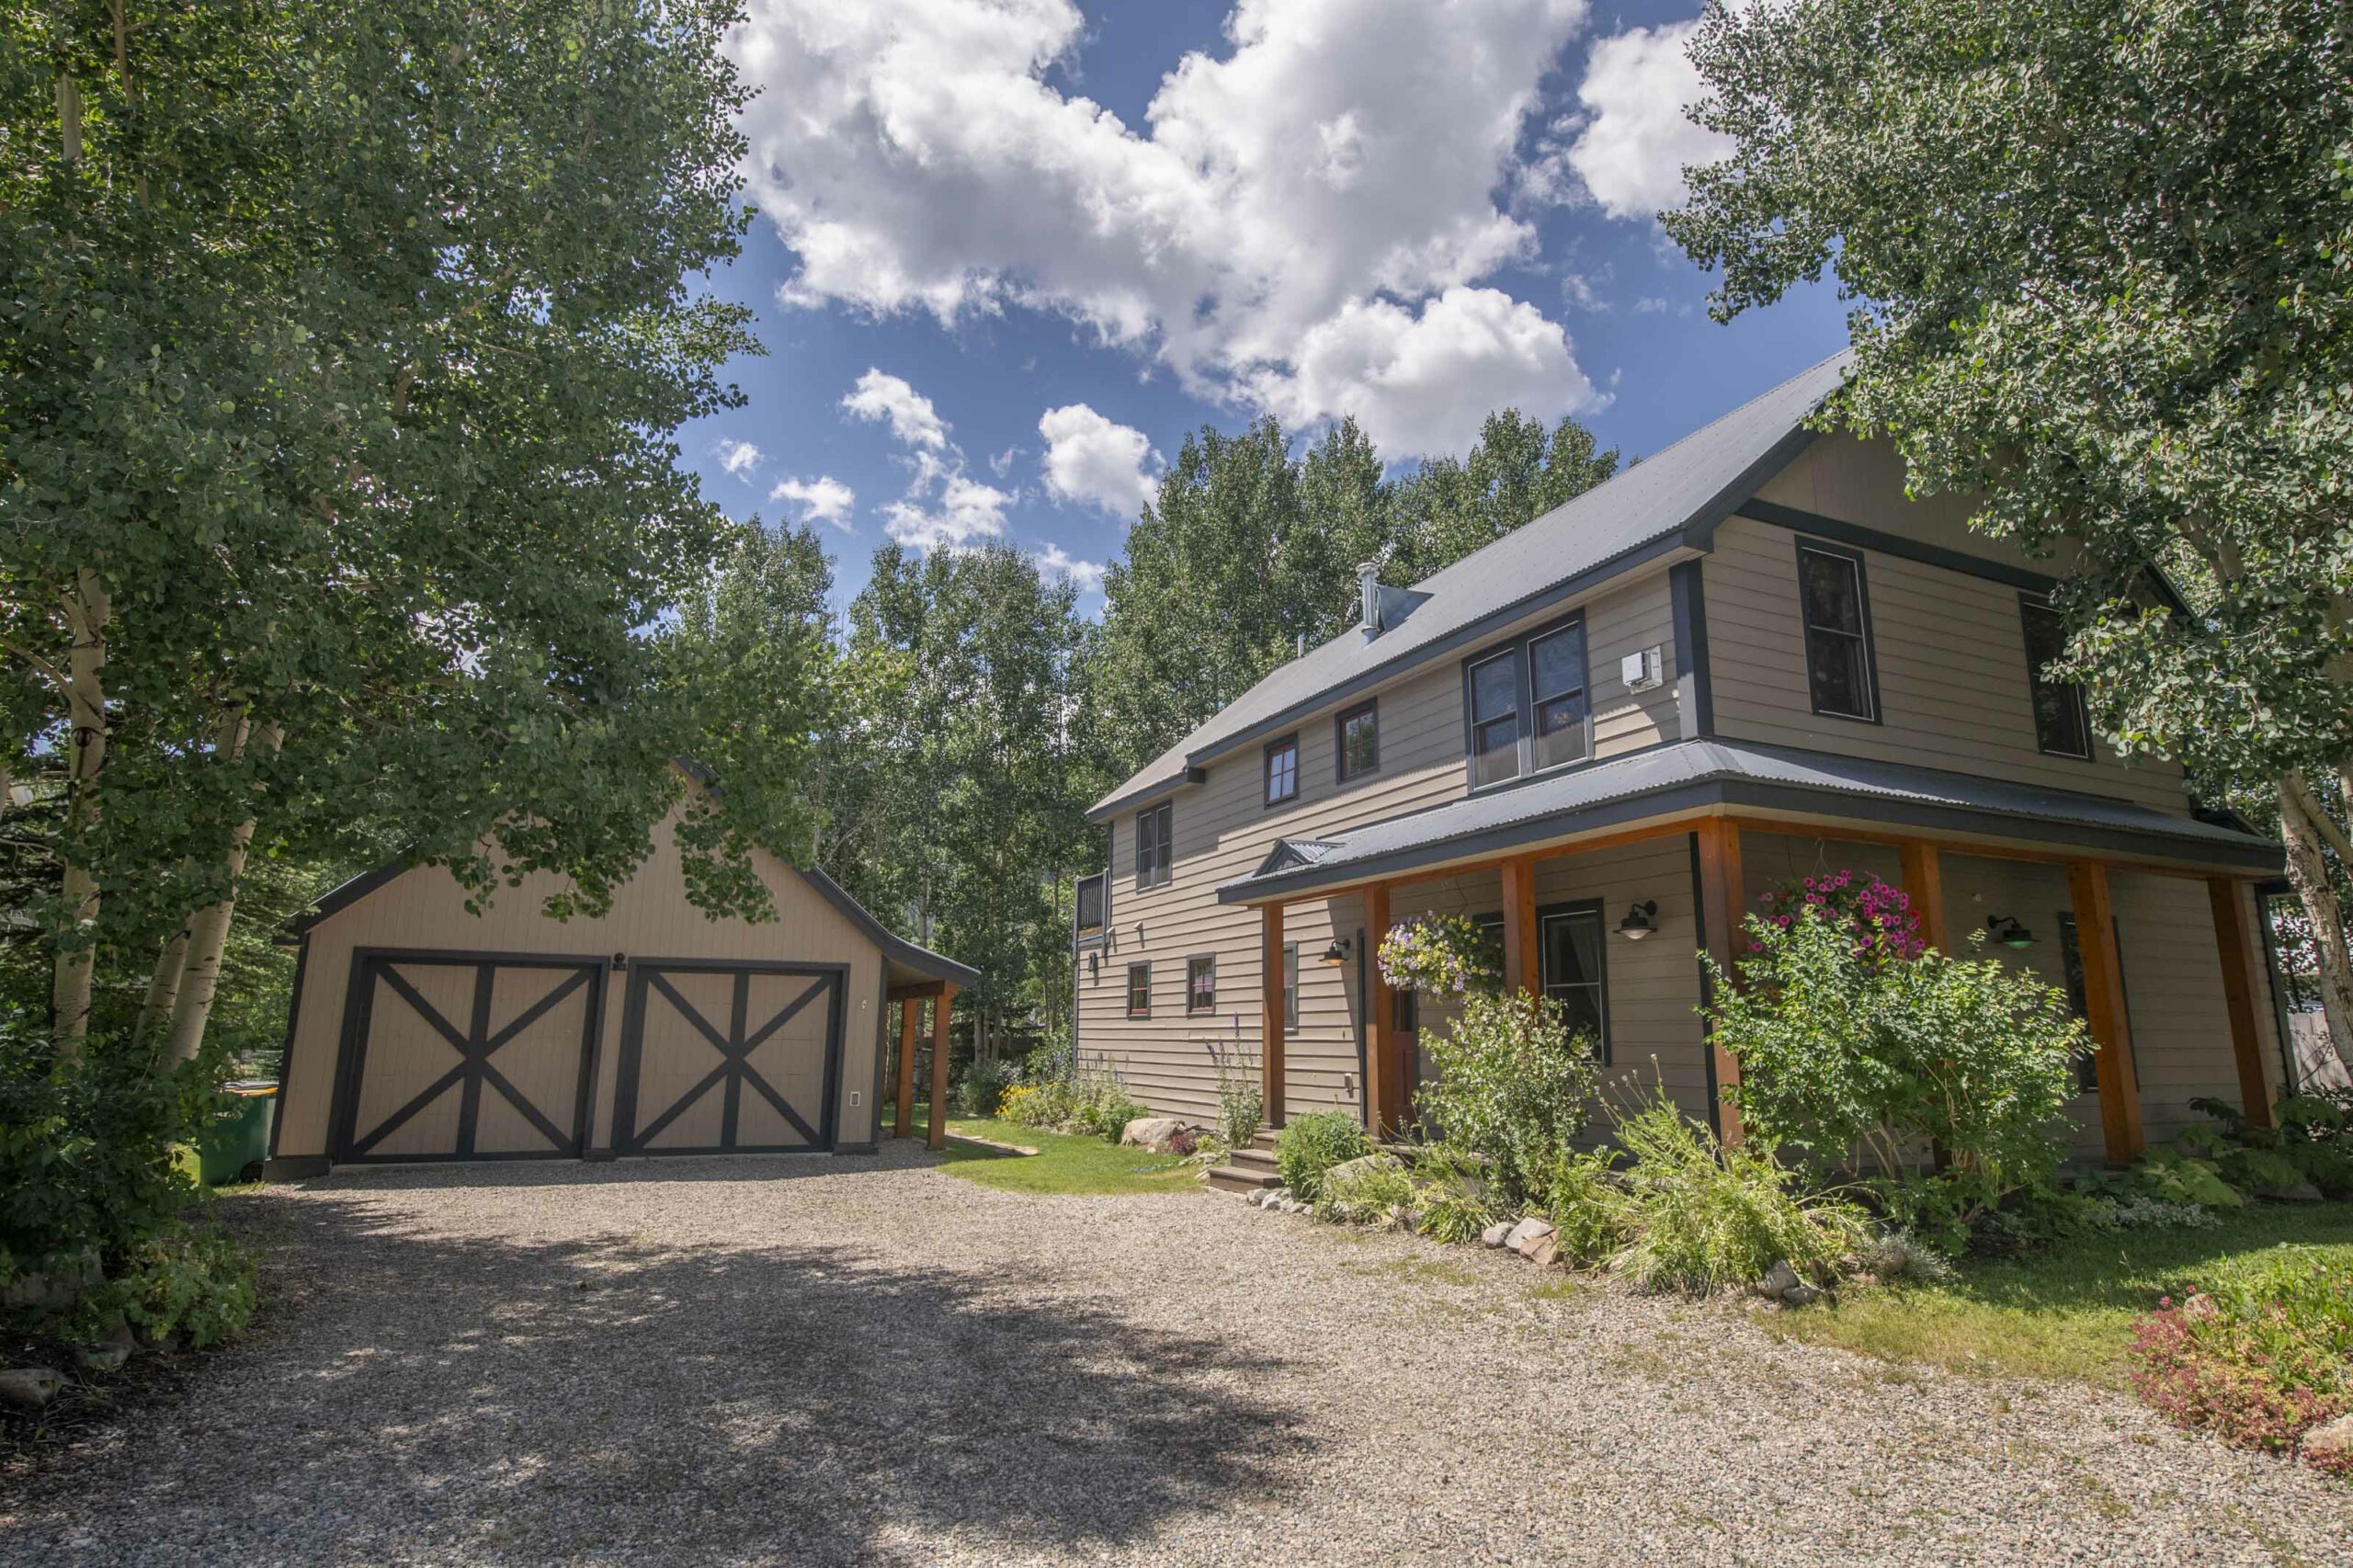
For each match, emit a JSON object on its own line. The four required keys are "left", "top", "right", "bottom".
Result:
{"left": 1090, "top": 352, "right": 1856, "bottom": 822}
{"left": 1218, "top": 738, "right": 2282, "bottom": 902}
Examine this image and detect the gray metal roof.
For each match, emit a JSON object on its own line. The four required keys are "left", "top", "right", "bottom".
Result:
{"left": 1218, "top": 738, "right": 2281, "bottom": 902}
{"left": 1090, "top": 351, "right": 1855, "bottom": 821}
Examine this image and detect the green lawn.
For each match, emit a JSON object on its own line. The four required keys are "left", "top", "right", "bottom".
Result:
{"left": 932, "top": 1116, "right": 1195, "bottom": 1197}
{"left": 1769, "top": 1201, "right": 2353, "bottom": 1386}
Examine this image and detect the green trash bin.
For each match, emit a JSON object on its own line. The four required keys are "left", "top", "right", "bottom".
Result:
{"left": 199, "top": 1080, "right": 278, "bottom": 1187}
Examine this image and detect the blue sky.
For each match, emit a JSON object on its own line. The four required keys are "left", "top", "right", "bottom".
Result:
{"left": 682, "top": 0, "right": 1847, "bottom": 613}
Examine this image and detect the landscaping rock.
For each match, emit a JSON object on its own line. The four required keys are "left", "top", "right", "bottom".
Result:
{"left": 1780, "top": 1282, "right": 1822, "bottom": 1307}
{"left": 1524, "top": 1234, "right": 1561, "bottom": 1269}
{"left": 1120, "top": 1116, "right": 1187, "bottom": 1151}
{"left": 1480, "top": 1221, "right": 1513, "bottom": 1248}
{"left": 2257, "top": 1178, "right": 2326, "bottom": 1204}
{"left": 2302, "top": 1413, "right": 2353, "bottom": 1463}
{"left": 1756, "top": 1260, "right": 1802, "bottom": 1300}
{"left": 0, "top": 1368, "right": 63, "bottom": 1409}
{"left": 1324, "top": 1153, "right": 1403, "bottom": 1189}
{"left": 1506, "top": 1216, "right": 1555, "bottom": 1256}
{"left": 74, "top": 1344, "right": 131, "bottom": 1374}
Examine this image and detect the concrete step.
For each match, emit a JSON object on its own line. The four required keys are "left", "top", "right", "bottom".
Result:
{"left": 1227, "top": 1143, "right": 1279, "bottom": 1170}
{"left": 1204, "top": 1161, "right": 1281, "bottom": 1194}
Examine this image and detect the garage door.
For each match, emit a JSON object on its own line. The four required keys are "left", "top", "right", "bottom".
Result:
{"left": 612, "top": 962, "right": 843, "bottom": 1155}
{"left": 331, "top": 954, "right": 602, "bottom": 1164}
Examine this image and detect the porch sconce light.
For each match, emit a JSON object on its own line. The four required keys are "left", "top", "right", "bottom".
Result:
{"left": 1985, "top": 915, "right": 2036, "bottom": 949}
{"left": 1320, "top": 937, "right": 1351, "bottom": 966}
{"left": 611, "top": 952, "right": 629, "bottom": 971}
{"left": 1086, "top": 951, "right": 1099, "bottom": 980}
{"left": 1617, "top": 900, "right": 1660, "bottom": 941}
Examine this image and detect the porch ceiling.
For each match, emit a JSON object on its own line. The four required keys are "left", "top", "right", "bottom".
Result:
{"left": 1220, "top": 738, "right": 2281, "bottom": 903}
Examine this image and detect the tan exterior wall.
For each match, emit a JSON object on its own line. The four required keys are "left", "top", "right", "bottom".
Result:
{"left": 1705, "top": 514, "right": 2189, "bottom": 812}
{"left": 276, "top": 808, "right": 889, "bottom": 1163}
{"left": 1077, "top": 573, "right": 1681, "bottom": 1122}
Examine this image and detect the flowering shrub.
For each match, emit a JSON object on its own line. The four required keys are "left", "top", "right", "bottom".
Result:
{"left": 1377, "top": 914, "right": 1501, "bottom": 996}
{"left": 1205, "top": 1034, "right": 1264, "bottom": 1146}
{"left": 2131, "top": 1257, "right": 2353, "bottom": 1475}
{"left": 1414, "top": 990, "right": 1600, "bottom": 1207}
{"left": 1755, "top": 871, "right": 1923, "bottom": 965}
{"left": 1709, "top": 903, "right": 2086, "bottom": 1250}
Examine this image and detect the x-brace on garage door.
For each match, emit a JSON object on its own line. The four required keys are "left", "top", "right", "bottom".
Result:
{"left": 612, "top": 961, "right": 844, "bottom": 1154}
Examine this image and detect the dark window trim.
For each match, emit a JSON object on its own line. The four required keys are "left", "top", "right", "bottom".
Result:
{"left": 2018, "top": 593, "right": 2094, "bottom": 760}
{"left": 1184, "top": 952, "right": 1218, "bottom": 1015}
{"left": 1125, "top": 962, "right": 1152, "bottom": 1019}
{"left": 1457, "top": 611, "right": 1593, "bottom": 797}
{"left": 1281, "top": 941, "right": 1299, "bottom": 1034}
{"left": 1335, "top": 698, "right": 1381, "bottom": 784}
{"left": 1263, "top": 733, "right": 1301, "bottom": 808}
{"left": 1133, "top": 801, "right": 1174, "bottom": 890}
{"left": 1075, "top": 869, "right": 1109, "bottom": 949}
{"left": 1794, "top": 537, "right": 1882, "bottom": 725}
{"left": 1537, "top": 898, "right": 1611, "bottom": 1065}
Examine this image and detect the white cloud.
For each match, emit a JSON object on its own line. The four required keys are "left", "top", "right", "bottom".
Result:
{"left": 841, "top": 369, "right": 949, "bottom": 449}
{"left": 1563, "top": 19, "right": 1733, "bottom": 222}
{"left": 989, "top": 446, "right": 1022, "bottom": 477}
{"left": 767, "top": 474, "right": 857, "bottom": 529}
{"left": 1037, "top": 403, "right": 1159, "bottom": 518}
{"left": 1032, "top": 542, "right": 1106, "bottom": 594}
{"left": 1248, "top": 286, "right": 1601, "bottom": 458}
{"left": 713, "top": 438, "right": 764, "bottom": 479}
{"left": 733, "top": 0, "right": 1597, "bottom": 452}
{"left": 883, "top": 474, "right": 1013, "bottom": 552}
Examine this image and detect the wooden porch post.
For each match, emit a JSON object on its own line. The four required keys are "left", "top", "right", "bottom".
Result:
{"left": 1694, "top": 817, "right": 1746, "bottom": 1147}
{"left": 926, "top": 984, "right": 959, "bottom": 1152}
{"left": 1500, "top": 854, "right": 1540, "bottom": 996}
{"left": 2207, "top": 877, "right": 2276, "bottom": 1129}
{"left": 1261, "top": 903, "right": 1286, "bottom": 1130}
{"left": 894, "top": 998, "right": 917, "bottom": 1140}
{"left": 2066, "top": 861, "right": 2144, "bottom": 1163}
{"left": 1365, "top": 881, "right": 1392, "bottom": 1138}
{"left": 1898, "top": 841, "right": 1949, "bottom": 952}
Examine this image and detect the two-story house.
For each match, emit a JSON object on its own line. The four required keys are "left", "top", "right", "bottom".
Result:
{"left": 1072, "top": 353, "right": 2290, "bottom": 1165}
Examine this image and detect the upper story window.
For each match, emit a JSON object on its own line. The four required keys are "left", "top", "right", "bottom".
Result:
{"left": 1126, "top": 963, "right": 1152, "bottom": 1018}
{"left": 1134, "top": 801, "right": 1173, "bottom": 889}
{"left": 2020, "top": 597, "right": 2092, "bottom": 759}
{"left": 1264, "top": 733, "right": 1299, "bottom": 806}
{"left": 1336, "top": 699, "right": 1380, "bottom": 782}
{"left": 1186, "top": 954, "right": 1217, "bottom": 1014}
{"left": 1461, "top": 617, "right": 1588, "bottom": 790}
{"left": 1796, "top": 540, "right": 1878, "bottom": 722}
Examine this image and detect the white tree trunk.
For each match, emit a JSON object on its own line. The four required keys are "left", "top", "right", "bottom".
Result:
{"left": 136, "top": 921, "right": 191, "bottom": 1051}
{"left": 51, "top": 569, "right": 109, "bottom": 1060}
{"left": 2278, "top": 774, "right": 2353, "bottom": 1079}
{"left": 165, "top": 716, "right": 280, "bottom": 1067}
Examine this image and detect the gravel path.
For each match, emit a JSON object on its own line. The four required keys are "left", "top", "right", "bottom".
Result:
{"left": 2, "top": 1146, "right": 2347, "bottom": 1566}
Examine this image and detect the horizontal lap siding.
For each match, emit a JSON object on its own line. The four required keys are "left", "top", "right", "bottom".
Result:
{"left": 278, "top": 809, "right": 886, "bottom": 1160}
{"left": 1079, "top": 574, "right": 1680, "bottom": 1123}
{"left": 1703, "top": 517, "right": 2189, "bottom": 814}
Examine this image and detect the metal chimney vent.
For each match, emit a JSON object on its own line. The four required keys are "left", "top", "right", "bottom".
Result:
{"left": 1358, "top": 562, "right": 1381, "bottom": 636}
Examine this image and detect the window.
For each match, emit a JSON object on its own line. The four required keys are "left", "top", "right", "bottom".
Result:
{"left": 1468, "top": 650, "right": 1520, "bottom": 788}
{"left": 1540, "top": 906, "right": 1608, "bottom": 1062}
{"left": 1461, "top": 617, "right": 1588, "bottom": 790}
{"left": 1264, "top": 733, "right": 1300, "bottom": 806}
{"left": 1392, "top": 986, "right": 1417, "bottom": 1035}
{"left": 2021, "top": 597, "right": 2092, "bottom": 758}
{"left": 1282, "top": 942, "right": 1299, "bottom": 1033}
{"left": 1336, "top": 699, "right": 1380, "bottom": 781}
{"left": 1133, "top": 801, "right": 1173, "bottom": 889}
{"left": 1075, "top": 872, "right": 1106, "bottom": 937}
{"left": 1126, "top": 963, "right": 1152, "bottom": 1018}
{"left": 2056, "top": 913, "right": 2136, "bottom": 1093}
{"left": 1797, "top": 542, "right": 1877, "bottom": 722}
{"left": 1529, "top": 624, "right": 1588, "bottom": 772}
{"left": 1186, "top": 955, "right": 1217, "bottom": 1014}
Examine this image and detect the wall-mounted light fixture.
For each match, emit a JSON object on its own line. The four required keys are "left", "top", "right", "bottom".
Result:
{"left": 611, "top": 952, "right": 629, "bottom": 971}
{"left": 1985, "top": 915, "right": 2036, "bottom": 949}
{"left": 1086, "top": 951, "right": 1100, "bottom": 980}
{"left": 1617, "top": 900, "right": 1660, "bottom": 940}
{"left": 1320, "top": 937, "right": 1351, "bottom": 966}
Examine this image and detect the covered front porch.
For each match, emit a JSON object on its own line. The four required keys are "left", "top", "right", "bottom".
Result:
{"left": 1222, "top": 740, "right": 2286, "bottom": 1165}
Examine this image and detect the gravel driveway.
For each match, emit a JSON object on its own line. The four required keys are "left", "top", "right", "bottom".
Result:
{"left": 3, "top": 1144, "right": 2347, "bottom": 1566}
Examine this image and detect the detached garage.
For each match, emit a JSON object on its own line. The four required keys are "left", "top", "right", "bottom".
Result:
{"left": 264, "top": 809, "right": 976, "bottom": 1177}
